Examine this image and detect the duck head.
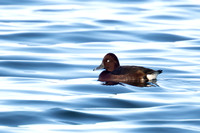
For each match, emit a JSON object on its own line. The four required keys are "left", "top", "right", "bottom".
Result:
{"left": 93, "top": 53, "right": 120, "bottom": 72}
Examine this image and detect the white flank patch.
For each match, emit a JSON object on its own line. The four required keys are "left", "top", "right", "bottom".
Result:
{"left": 147, "top": 73, "right": 158, "bottom": 80}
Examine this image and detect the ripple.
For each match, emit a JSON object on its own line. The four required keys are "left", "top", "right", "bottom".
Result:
{"left": 0, "top": 32, "right": 55, "bottom": 44}
{"left": 57, "top": 83, "right": 132, "bottom": 94}
{"left": 0, "top": 61, "right": 89, "bottom": 79}
{"left": 123, "top": 49, "right": 167, "bottom": 53}
{"left": 35, "top": 9, "right": 76, "bottom": 12}
{"left": 121, "top": 105, "right": 200, "bottom": 120}
{"left": 46, "top": 108, "right": 117, "bottom": 124}
{"left": 138, "top": 119, "right": 200, "bottom": 127}
{"left": 73, "top": 97, "right": 166, "bottom": 108}
{"left": 96, "top": 20, "right": 129, "bottom": 25}
{"left": 59, "top": 30, "right": 136, "bottom": 43}
{"left": 147, "top": 15, "right": 186, "bottom": 20}
{"left": 4, "top": 100, "right": 67, "bottom": 107}
{"left": 0, "top": 111, "right": 50, "bottom": 126}
{"left": 179, "top": 46, "right": 200, "bottom": 51}
{"left": 44, "top": 23, "right": 99, "bottom": 30}
{"left": 161, "top": 67, "right": 191, "bottom": 75}
{"left": 138, "top": 33, "right": 193, "bottom": 42}
{"left": 0, "top": 20, "right": 50, "bottom": 23}
{"left": 3, "top": 30, "right": 190, "bottom": 44}
{"left": 0, "top": 61, "right": 71, "bottom": 70}
{"left": 117, "top": 7, "right": 147, "bottom": 11}
{"left": 0, "top": 0, "right": 47, "bottom": 5}
{"left": 0, "top": 55, "right": 42, "bottom": 61}
{"left": 170, "top": 4, "right": 200, "bottom": 8}
{"left": 12, "top": 47, "right": 65, "bottom": 53}
{"left": 75, "top": 0, "right": 151, "bottom": 3}
{"left": 0, "top": 30, "right": 135, "bottom": 44}
{"left": 108, "top": 0, "right": 151, "bottom": 3}
{"left": 129, "top": 127, "right": 198, "bottom": 133}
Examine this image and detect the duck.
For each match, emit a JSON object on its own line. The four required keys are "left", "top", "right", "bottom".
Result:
{"left": 93, "top": 53, "right": 162, "bottom": 84}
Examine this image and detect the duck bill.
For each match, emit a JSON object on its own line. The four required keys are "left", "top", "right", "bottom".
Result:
{"left": 93, "top": 63, "right": 104, "bottom": 71}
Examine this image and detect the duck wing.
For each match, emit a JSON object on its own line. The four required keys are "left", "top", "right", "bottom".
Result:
{"left": 111, "top": 66, "right": 156, "bottom": 75}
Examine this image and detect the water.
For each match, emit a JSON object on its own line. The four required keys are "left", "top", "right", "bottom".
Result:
{"left": 0, "top": 0, "right": 200, "bottom": 132}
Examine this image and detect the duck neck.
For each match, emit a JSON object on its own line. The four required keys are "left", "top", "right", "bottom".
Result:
{"left": 107, "top": 62, "right": 120, "bottom": 72}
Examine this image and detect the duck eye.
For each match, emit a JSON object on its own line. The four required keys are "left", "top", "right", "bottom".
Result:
{"left": 106, "top": 60, "right": 110, "bottom": 63}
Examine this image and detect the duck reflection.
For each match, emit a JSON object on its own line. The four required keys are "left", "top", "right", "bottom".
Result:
{"left": 100, "top": 78, "right": 159, "bottom": 87}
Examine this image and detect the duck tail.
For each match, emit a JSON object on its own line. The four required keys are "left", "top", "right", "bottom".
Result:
{"left": 157, "top": 70, "right": 163, "bottom": 74}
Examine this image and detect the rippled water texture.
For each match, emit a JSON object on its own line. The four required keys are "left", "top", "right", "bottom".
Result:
{"left": 0, "top": 0, "right": 200, "bottom": 132}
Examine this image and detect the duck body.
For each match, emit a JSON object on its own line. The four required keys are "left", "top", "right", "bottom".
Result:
{"left": 94, "top": 53, "right": 162, "bottom": 83}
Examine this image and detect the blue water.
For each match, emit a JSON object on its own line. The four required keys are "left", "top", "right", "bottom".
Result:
{"left": 0, "top": 0, "right": 200, "bottom": 132}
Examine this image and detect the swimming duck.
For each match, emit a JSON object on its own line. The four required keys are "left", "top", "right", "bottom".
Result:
{"left": 94, "top": 53, "right": 162, "bottom": 83}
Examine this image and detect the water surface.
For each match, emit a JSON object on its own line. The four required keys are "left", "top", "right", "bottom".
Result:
{"left": 0, "top": 0, "right": 200, "bottom": 132}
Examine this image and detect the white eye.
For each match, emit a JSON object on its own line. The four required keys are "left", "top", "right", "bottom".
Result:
{"left": 107, "top": 60, "right": 110, "bottom": 62}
